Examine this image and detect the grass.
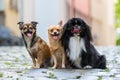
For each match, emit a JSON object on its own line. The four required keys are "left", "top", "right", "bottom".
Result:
{"left": 0, "top": 72, "right": 3, "bottom": 77}
{"left": 22, "top": 62, "right": 28, "bottom": 66}
{"left": 102, "top": 68, "right": 110, "bottom": 72}
{"left": 72, "top": 75, "right": 81, "bottom": 79}
{"left": 48, "top": 72, "right": 56, "bottom": 79}
{"left": 6, "top": 75, "right": 13, "bottom": 78}
{"left": 21, "top": 54, "right": 26, "bottom": 58}
{"left": 98, "top": 76, "right": 102, "bottom": 80}
{"left": 48, "top": 67, "right": 54, "bottom": 70}
{"left": 16, "top": 70, "right": 23, "bottom": 73}
{"left": 14, "top": 58, "right": 19, "bottom": 62}
{"left": 16, "top": 78, "right": 19, "bottom": 80}
{"left": 27, "top": 76, "right": 34, "bottom": 78}
{"left": 109, "top": 74, "right": 115, "bottom": 77}
{"left": 45, "top": 72, "right": 57, "bottom": 79}
{"left": 75, "top": 76, "right": 81, "bottom": 79}
{"left": 0, "top": 55, "right": 2, "bottom": 60}
{"left": 4, "top": 62, "right": 11, "bottom": 65}
{"left": 42, "top": 71, "right": 47, "bottom": 73}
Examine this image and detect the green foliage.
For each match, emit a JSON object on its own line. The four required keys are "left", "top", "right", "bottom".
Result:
{"left": 115, "top": 0, "right": 120, "bottom": 19}
{"left": 115, "top": 0, "right": 120, "bottom": 45}
{"left": 116, "top": 35, "right": 120, "bottom": 45}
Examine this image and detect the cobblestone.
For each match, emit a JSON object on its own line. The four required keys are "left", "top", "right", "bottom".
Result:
{"left": 0, "top": 46, "right": 120, "bottom": 80}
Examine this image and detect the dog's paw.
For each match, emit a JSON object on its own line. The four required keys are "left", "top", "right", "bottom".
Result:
{"left": 52, "top": 65, "right": 56, "bottom": 69}
{"left": 83, "top": 65, "right": 92, "bottom": 69}
{"left": 62, "top": 65, "right": 65, "bottom": 69}
{"left": 36, "top": 63, "right": 41, "bottom": 68}
{"left": 31, "top": 64, "right": 36, "bottom": 68}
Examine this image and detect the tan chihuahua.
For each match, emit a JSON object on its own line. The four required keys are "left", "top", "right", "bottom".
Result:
{"left": 48, "top": 21, "right": 66, "bottom": 68}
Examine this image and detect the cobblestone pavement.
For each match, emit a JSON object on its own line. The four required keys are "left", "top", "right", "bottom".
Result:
{"left": 0, "top": 46, "right": 120, "bottom": 80}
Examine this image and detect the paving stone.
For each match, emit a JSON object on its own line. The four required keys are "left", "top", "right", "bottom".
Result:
{"left": 0, "top": 46, "right": 120, "bottom": 80}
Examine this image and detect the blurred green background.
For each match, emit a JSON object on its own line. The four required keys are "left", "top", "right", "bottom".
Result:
{"left": 115, "top": 0, "right": 120, "bottom": 45}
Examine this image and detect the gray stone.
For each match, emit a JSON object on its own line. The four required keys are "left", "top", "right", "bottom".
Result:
{"left": 0, "top": 46, "right": 120, "bottom": 80}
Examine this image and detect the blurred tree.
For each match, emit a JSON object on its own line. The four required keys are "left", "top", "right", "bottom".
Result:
{"left": 115, "top": 0, "right": 120, "bottom": 45}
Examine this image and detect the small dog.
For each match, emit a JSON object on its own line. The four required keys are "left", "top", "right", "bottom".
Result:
{"left": 48, "top": 21, "right": 66, "bottom": 68}
{"left": 60, "top": 18, "right": 107, "bottom": 69}
{"left": 18, "top": 21, "right": 52, "bottom": 68}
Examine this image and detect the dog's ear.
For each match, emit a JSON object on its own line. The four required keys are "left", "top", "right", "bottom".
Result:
{"left": 77, "top": 18, "right": 92, "bottom": 41}
{"left": 17, "top": 22, "right": 24, "bottom": 30}
{"left": 58, "top": 20, "right": 62, "bottom": 26}
{"left": 83, "top": 21, "right": 93, "bottom": 41}
{"left": 31, "top": 21, "right": 38, "bottom": 27}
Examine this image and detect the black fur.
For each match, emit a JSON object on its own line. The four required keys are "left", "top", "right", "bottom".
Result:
{"left": 17, "top": 22, "right": 24, "bottom": 30}
{"left": 60, "top": 18, "right": 106, "bottom": 69}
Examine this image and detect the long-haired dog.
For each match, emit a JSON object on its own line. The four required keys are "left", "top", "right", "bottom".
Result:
{"left": 60, "top": 18, "right": 106, "bottom": 69}
{"left": 18, "top": 21, "right": 52, "bottom": 68}
{"left": 48, "top": 21, "right": 66, "bottom": 68}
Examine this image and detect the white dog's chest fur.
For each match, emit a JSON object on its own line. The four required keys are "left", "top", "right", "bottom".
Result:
{"left": 24, "top": 36, "right": 36, "bottom": 55}
{"left": 68, "top": 36, "right": 86, "bottom": 68}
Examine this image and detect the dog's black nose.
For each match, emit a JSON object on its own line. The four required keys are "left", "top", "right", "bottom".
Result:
{"left": 75, "top": 25, "right": 78, "bottom": 28}
{"left": 54, "top": 32, "right": 57, "bottom": 35}
{"left": 27, "top": 29, "right": 30, "bottom": 32}
{"left": 27, "top": 29, "right": 32, "bottom": 32}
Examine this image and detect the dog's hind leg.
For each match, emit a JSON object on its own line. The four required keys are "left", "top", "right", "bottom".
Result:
{"left": 43, "top": 57, "right": 51, "bottom": 68}
{"left": 96, "top": 55, "right": 107, "bottom": 69}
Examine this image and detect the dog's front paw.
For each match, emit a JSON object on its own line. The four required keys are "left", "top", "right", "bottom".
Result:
{"left": 36, "top": 63, "right": 41, "bottom": 68}
{"left": 52, "top": 65, "right": 56, "bottom": 69}
{"left": 62, "top": 65, "right": 65, "bottom": 69}
{"left": 32, "top": 64, "right": 36, "bottom": 68}
{"left": 83, "top": 65, "right": 92, "bottom": 69}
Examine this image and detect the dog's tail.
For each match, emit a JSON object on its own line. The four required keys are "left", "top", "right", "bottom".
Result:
{"left": 96, "top": 55, "right": 107, "bottom": 69}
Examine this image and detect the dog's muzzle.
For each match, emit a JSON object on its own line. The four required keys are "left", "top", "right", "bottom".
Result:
{"left": 72, "top": 28, "right": 81, "bottom": 34}
{"left": 51, "top": 32, "right": 59, "bottom": 40}
{"left": 25, "top": 30, "right": 32, "bottom": 37}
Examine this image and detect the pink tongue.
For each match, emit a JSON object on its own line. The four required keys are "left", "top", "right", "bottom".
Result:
{"left": 53, "top": 36, "right": 58, "bottom": 40}
{"left": 73, "top": 28, "right": 80, "bottom": 33}
{"left": 27, "top": 33, "right": 32, "bottom": 37}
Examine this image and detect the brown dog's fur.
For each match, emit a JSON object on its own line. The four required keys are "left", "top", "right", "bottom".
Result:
{"left": 18, "top": 21, "right": 52, "bottom": 68}
{"left": 48, "top": 21, "right": 66, "bottom": 68}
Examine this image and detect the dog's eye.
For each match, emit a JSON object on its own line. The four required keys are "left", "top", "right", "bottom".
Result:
{"left": 50, "top": 29, "right": 53, "bottom": 32}
{"left": 23, "top": 27, "right": 27, "bottom": 30}
{"left": 29, "top": 27, "right": 33, "bottom": 29}
{"left": 56, "top": 29, "right": 60, "bottom": 32}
